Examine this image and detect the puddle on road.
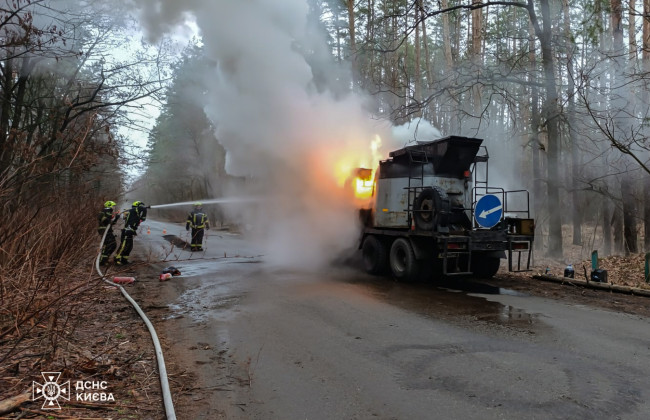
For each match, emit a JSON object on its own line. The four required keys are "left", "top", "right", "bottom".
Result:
{"left": 437, "top": 280, "right": 526, "bottom": 297}
{"left": 161, "top": 259, "right": 259, "bottom": 323}
{"left": 176, "top": 258, "right": 262, "bottom": 278}
{"left": 167, "top": 288, "right": 243, "bottom": 323}
{"left": 162, "top": 234, "right": 190, "bottom": 249}
{"left": 162, "top": 311, "right": 184, "bottom": 320}
{"left": 345, "top": 276, "right": 538, "bottom": 328}
{"left": 160, "top": 253, "right": 538, "bottom": 329}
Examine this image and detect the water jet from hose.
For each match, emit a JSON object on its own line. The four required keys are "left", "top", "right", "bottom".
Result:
{"left": 149, "top": 196, "right": 260, "bottom": 209}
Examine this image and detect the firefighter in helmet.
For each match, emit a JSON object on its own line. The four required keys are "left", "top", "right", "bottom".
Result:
{"left": 186, "top": 202, "right": 209, "bottom": 251}
{"left": 115, "top": 201, "right": 148, "bottom": 265}
{"left": 98, "top": 200, "right": 120, "bottom": 265}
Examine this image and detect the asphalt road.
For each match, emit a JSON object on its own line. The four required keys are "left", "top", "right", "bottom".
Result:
{"left": 134, "top": 219, "right": 650, "bottom": 420}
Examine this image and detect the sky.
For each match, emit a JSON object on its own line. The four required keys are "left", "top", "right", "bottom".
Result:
{"left": 113, "top": 16, "right": 201, "bottom": 180}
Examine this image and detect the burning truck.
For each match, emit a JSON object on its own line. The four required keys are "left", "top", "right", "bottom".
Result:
{"left": 354, "top": 135, "right": 534, "bottom": 281}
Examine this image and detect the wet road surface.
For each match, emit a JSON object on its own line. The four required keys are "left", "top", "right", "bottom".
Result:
{"left": 136, "top": 219, "right": 650, "bottom": 419}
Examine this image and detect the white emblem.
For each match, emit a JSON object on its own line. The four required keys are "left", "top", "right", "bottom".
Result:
{"left": 33, "top": 372, "right": 70, "bottom": 409}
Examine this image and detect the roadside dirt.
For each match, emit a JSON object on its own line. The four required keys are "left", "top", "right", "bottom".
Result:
{"left": 487, "top": 272, "right": 650, "bottom": 319}
{"left": 494, "top": 250, "right": 650, "bottom": 319}
{"left": 0, "top": 260, "right": 165, "bottom": 419}
{"left": 125, "top": 257, "right": 254, "bottom": 420}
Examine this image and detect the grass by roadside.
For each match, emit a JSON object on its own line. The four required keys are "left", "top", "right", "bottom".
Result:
{"left": 0, "top": 197, "right": 164, "bottom": 419}
{"left": 0, "top": 259, "right": 164, "bottom": 419}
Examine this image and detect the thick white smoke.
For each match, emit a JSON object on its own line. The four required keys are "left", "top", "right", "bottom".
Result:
{"left": 391, "top": 120, "right": 442, "bottom": 146}
{"left": 130, "top": 0, "right": 392, "bottom": 269}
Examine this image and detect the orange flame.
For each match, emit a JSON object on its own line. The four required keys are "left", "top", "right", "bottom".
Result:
{"left": 354, "top": 177, "right": 373, "bottom": 199}
{"left": 333, "top": 135, "right": 382, "bottom": 187}
{"left": 332, "top": 134, "right": 382, "bottom": 205}
{"left": 353, "top": 169, "right": 374, "bottom": 200}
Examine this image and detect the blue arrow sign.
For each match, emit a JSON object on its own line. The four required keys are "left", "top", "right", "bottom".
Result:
{"left": 475, "top": 195, "right": 503, "bottom": 228}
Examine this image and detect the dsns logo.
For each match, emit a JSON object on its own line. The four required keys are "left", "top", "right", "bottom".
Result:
{"left": 32, "top": 372, "right": 70, "bottom": 409}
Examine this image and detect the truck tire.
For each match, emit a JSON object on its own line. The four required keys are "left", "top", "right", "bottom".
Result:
{"left": 413, "top": 187, "right": 449, "bottom": 231}
{"left": 389, "top": 238, "right": 420, "bottom": 281}
{"left": 362, "top": 235, "right": 387, "bottom": 275}
{"left": 471, "top": 255, "right": 501, "bottom": 278}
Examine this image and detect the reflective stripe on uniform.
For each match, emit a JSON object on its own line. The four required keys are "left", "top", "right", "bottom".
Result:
{"left": 116, "top": 238, "right": 127, "bottom": 257}
{"left": 191, "top": 213, "right": 207, "bottom": 229}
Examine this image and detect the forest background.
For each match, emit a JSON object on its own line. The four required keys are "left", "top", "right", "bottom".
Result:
{"left": 138, "top": 0, "right": 650, "bottom": 262}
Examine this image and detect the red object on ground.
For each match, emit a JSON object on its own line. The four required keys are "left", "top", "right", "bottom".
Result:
{"left": 159, "top": 272, "right": 172, "bottom": 282}
{"left": 113, "top": 276, "right": 135, "bottom": 284}
{"left": 162, "top": 266, "right": 181, "bottom": 276}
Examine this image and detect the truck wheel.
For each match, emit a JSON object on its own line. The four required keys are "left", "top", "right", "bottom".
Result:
{"left": 362, "top": 235, "right": 387, "bottom": 274}
{"left": 414, "top": 187, "right": 449, "bottom": 231}
{"left": 389, "top": 238, "right": 420, "bottom": 281}
{"left": 471, "top": 255, "right": 501, "bottom": 278}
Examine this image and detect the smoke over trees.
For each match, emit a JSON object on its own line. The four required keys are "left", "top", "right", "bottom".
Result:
{"left": 330, "top": 0, "right": 649, "bottom": 257}
{"left": 138, "top": 44, "right": 235, "bottom": 224}
{"left": 131, "top": 0, "right": 650, "bottom": 262}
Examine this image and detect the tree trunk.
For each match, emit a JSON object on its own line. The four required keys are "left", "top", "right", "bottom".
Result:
{"left": 626, "top": 0, "right": 639, "bottom": 254}
{"left": 334, "top": 7, "right": 341, "bottom": 61}
{"left": 641, "top": 0, "right": 650, "bottom": 252}
{"left": 630, "top": 0, "right": 637, "bottom": 61}
{"left": 10, "top": 57, "right": 31, "bottom": 133}
{"left": 603, "top": 200, "right": 612, "bottom": 255}
{"left": 0, "top": 58, "right": 13, "bottom": 166}
{"left": 346, "top": 0, "right": 357, "bottom": 84}
{"left": 471, "top": 0, "right": 483, "bottom": 117}
{"left": 621, "top": 179, "right": 638, "bottom": 253}
{"left": 645, "top": 176, "right": 650, "bottom": 251}
{"left": 610, "top": 0, "right": 637, "bottom": 254}
{"left": 441, "top": 0, "right": 458, "bottom": 132}
{"left": 419, "top": 0, "right": 433, "bottom": 89}
{"left": 613, "top": 204, "right": 624, "bottom": 254}
{"left": 413, "top": 1, "right": 422, "bottom": 118}
{"left": 442, "top": 0, "right": 453, "bottom": 71}
{"left": 561, "top": 0, "right": 582, "bottom": 245}
{"left": 402, "top": 3, "right": 409, "bottom": 121}
{"left": 529, "top": 0, "right": 563, "bottom": 258}
{"left": 391, "top": 13, "right": 402, "bottom": 123}
{"left": 529, "top": 20, "right": 542, "bottom": 213}
{"left": 365, "top": 0, "right": 374, "bottom": 81}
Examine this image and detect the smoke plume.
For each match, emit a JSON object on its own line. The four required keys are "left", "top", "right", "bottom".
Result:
{"left": 130, "top": 0, "right": 392, "bottom": 269}
{"left": 391, "top": 120, "right": 442, "bottom": 146}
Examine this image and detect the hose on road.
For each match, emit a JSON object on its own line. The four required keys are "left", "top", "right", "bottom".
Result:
{"left": 95, "top": 227, "right": 177, "bottom": 420}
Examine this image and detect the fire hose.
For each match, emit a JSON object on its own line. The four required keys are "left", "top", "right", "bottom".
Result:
{"left": 95, "top": 226, "right": 176, "bottom": 420}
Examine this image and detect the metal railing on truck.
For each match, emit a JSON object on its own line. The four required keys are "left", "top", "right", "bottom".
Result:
{"left": 471, "top": 186, "right": 534, "bottom": 272}
{"left": 471, "top": 187, "right": 532, "bottom": 230}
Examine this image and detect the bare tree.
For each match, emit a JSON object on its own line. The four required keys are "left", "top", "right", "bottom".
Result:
{"left": 641, "top": 0, "right": 650, "bottom": 252}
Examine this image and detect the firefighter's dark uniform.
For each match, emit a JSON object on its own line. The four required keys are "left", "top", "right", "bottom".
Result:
{"left": 98, "top": 204, "right": 120, "bottom": 265}
{"left": 115, "top": 202, "right": 147, "bottom": 265}
{"left": 186, "top": 207, "right": 209, "bottom": 251}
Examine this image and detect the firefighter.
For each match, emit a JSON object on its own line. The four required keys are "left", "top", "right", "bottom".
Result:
{"left": 115, "top": 201, "right": 148, "bottom": 265}
{"left": 98, "top": 200, "right": 120, "bottom": 265}
{"left": 186, "top": 202, "right": 209, "bottom": 251}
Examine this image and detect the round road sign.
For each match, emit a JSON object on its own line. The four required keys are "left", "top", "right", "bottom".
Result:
{"left": 474, "top": 194, "right": 503, "bottom": 228}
